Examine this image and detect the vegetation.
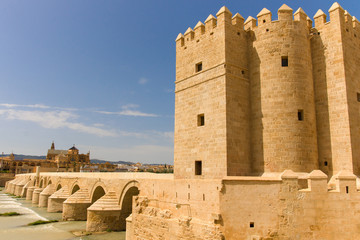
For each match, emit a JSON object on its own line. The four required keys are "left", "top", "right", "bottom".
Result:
{"left": 27, "top": 220, "right": 58, "bottom": 226}
{"left": 0, "top": 212, "right": 21, "bottom": 216}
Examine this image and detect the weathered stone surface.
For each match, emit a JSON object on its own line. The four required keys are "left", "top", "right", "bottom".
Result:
{"left": 63, "top": 188, "right": 91, "bottom": 221}
{"left": 48, "top": 185, "right": 70, "bottom": 212}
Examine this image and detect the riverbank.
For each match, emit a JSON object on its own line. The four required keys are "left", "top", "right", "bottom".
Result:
{"left": 0, "top": 188, "right": 125, "bottom": 240}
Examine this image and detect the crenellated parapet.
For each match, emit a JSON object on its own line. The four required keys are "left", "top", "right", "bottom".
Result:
{"left": 312, "top": 2, "right": 360, "bottom": 36}
{"left": 175, "top": 7, "right": 245, "bottom": 48}
{"left": 279, "top": 170, "right": 359, "bottom": 195}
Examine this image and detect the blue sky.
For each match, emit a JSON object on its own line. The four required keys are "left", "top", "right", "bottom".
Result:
{"left": 0, "top": 1, "right": 358, "bottom": 164}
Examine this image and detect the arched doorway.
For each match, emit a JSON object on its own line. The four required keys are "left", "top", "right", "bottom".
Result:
{"left": 119, "top": 186, "right": 139, "bottom": 230}
{"left": 71, "top": 184, "right": 80, "bottom": 194}
{"left": 91, "top": 186, "right": 105, "bottom": 203}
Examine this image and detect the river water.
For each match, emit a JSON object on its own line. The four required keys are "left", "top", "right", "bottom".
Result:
{"left": 0, "top": 189, "right": 126, "bottom": 240}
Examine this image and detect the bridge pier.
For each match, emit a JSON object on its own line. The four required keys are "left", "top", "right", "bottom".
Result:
{"left": 86, "top": 191, "right": 121, "bottom": 232}
{"left": 39, "top": 184, "right": 55, "bottom": 208}
{"left": 21, "top": 180, "right": 33, "bottom": 198}
{"left": 48, "top": 186, "right": 70, "bottom": 212}
{"left": 14, "top": 178, "right": 27, "bottom": 196}
{"left": 7, "top": 178, "right": 19, "bottom": 194}
{"left": 63, "top": 188, "right": 91, "bottom": 221}
{"left": 32, "top": 188, "right": 44, "bottom": 204}
{"left": 26, "top": 186, "right": 36, "bottom": 200}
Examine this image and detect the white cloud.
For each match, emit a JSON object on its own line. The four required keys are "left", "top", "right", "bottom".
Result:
{"left": 95, "top": 104, "right": 158, "bottom": 117}
{"left": 0, "top": 103, "right": 77, "bottom": 111}
{"left": 138, "top": 77, "right": 148, "bottom": 85}
{"left": 0, "top": 109, "right": 117, "bottom": 137}
{"left": 0, "top": 103, "right": 50, "bottom": 109}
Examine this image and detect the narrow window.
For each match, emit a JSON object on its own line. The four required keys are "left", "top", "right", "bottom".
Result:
{"left": 197, "top": 114, "right": 205, "bottom": 126}
{"left": 263, "top": 19, "right": 266, "bottom": 23}
{"left": 188, "top": 193, "right": 190, "bottom": 200}
{"left": 250, "top": 222, "right": 254, "bottom": 228}
{"left": 195, "top": 160, "right": 202, "bottom": 175}
{"left": 195, "top": 62, "right": 203, "bottom": 72}
{"left": 324, "top": 161, "right": 328, "bottom": 166}
{"left": 298, "top": 110, "right": 304, "bottom": 121}
{"left": 357, "top": 93, "right": 360, "bottom": 102}
{"left": 203, "top": 194, "right": 205, "bottom": 201}
{"left": 346, "top": 186, "right": 349, "bottom": 194}
{"left": 281, "top": 56, "right": 288, "bottom": 67}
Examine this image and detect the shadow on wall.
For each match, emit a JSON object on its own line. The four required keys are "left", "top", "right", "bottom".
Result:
{"left": 119, "top": 186, "right": 139, "bottom": 231}
{"left": 311, "top": 32, "right": 333, "bottom": 176}
{"left": 250, "top": 42, "right": 264, "bottom": 175}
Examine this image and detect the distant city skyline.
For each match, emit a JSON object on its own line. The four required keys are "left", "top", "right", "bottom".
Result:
{"left": 0, "top": 0, "right": 358, "bottom": 164}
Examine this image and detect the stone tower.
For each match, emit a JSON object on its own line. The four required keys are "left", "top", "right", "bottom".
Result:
{"left": 311, "top": 3, "right": 360, "bottom": 176}
{"left": 174, "top": 7, "right": 251, "bottom": 179}
{"left": 248, "top": 5, "right": 318, "bottom": 174}
{"left": 174, "top": 2, "right": 360, "bottom": 179}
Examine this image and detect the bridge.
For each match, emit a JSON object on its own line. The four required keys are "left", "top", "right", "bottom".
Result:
{"left": 4, "top": 171, "right": 173, "bottom": 238}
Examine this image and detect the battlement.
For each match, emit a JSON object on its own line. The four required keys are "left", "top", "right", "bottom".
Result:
{"left": 176, "top": 3, "right": 360, "bottom": 46}
{"left": 313, "top": 2, "right": 360, "bottom": 33}
{"left": 175, "top": 6, "right": 245, "bottom": 48}
{"left": 280, "top": 170, "right": 359, "bottom": 195}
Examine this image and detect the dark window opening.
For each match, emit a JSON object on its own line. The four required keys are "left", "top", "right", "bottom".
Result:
{"left": 237, "top": 32, "right": 240, "bottom": 36}
{"left": 188, "top": 193, "right": 190, "bottom": 200}
{"left": 198, "top": 114, "right": 205, "bottom": 126}
{"left": 346, "top": 28, "right": 349, "bottom": 32}
{"left": 298, "top": 110, "right": 304, "bottom": 121}
{"left": 266, "top": 29, "right": 269, "bottom": 32}
{"left": 346, "top": 186, "right": 349, "bottom": 194}
{"left": 318, "top": 32, "right": 321, "bottom": 35}
{"left": 263, "top": 19, "right": 266, "bottom": 23}
{"left": 357, "top": 93, "right": 360, "bottom": 102}
{"left": 324, "top": 161, "right": 328, "bottom": 166}
{"left": 195, "top": 161, "right": 202, "bottom": 175}
{"left": 250, "top": 222, "right": 254, "bottom": 228}
{"left": 203, "top": 194, "right": 205, "bottom": 201}
{"left": 241, "top": 70, "right": 245, "bottom": 75}
{"left": 281, "top": 56, "right": 288, "bottom": 67}
{"left": 196, "top": 62, "right": 203, "bottom": 72}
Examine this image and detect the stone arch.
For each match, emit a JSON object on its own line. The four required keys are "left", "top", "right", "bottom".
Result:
{"left": 56, "top": 183, "right": 62, "bottom": 191}
{"left": 48, "top": 179, "right": 52, "bottom": 186}
{"left": 71, "top": 183, "right": 80, "bottom": 194}
{"left": 90, "top": 182, "right": 107, "bottom": 203}
{"left": 118, "top": 181, "right": 140, "bottom": 230}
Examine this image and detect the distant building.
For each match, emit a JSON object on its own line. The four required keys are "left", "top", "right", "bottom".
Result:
{"left": 47, "top": 142, "right": 90, "bottom": 172}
